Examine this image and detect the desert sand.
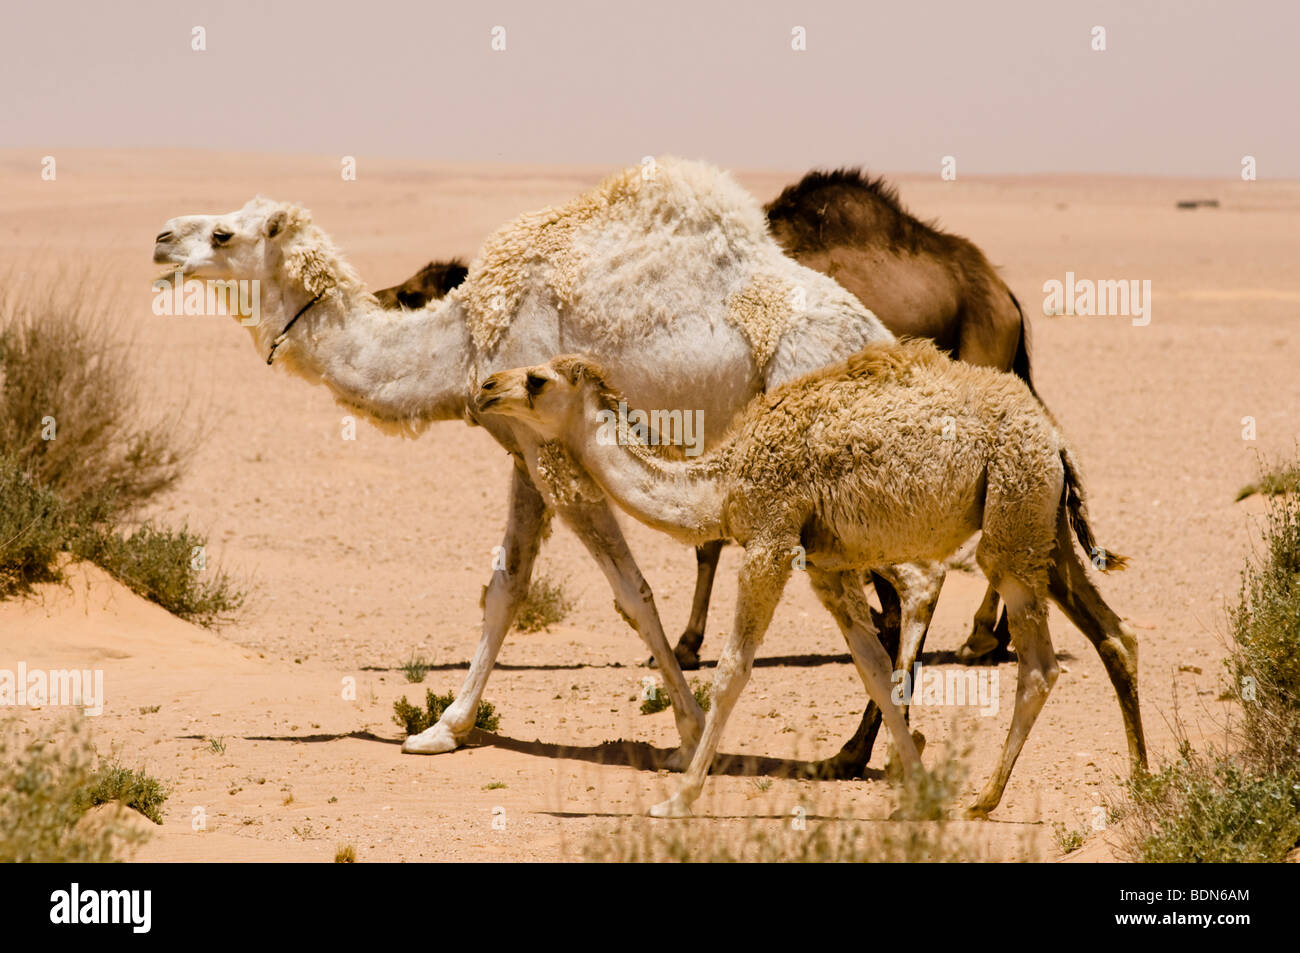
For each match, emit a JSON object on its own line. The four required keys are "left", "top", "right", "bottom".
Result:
{"left": 2, "top": 149, "right": 1298, "bottom": 861}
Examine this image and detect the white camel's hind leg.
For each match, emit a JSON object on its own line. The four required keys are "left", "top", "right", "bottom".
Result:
{"left": 650, "top": 545, "right": 791, "bottom": 817}
{"left": 969, "top": 575, "right": 1058, "bottom": 816}
{"left": 404, "top": 467, "right": 547, "bottom": 754}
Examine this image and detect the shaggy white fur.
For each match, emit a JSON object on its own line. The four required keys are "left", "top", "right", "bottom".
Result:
{"left": 150, "top": 158, "right": 896, "bottom": 766}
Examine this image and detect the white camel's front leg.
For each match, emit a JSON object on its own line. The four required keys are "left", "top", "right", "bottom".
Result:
{"left": 651, "top": 546, "right": 789, "bottom": 817}
{"left": 404, "top": 467, "right": 547, "bottom": 755}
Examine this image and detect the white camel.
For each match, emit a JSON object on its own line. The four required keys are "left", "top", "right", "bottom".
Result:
{"left": 473, "top": 343, "right": 1144, "bottom": 817}
{"left": 151, "top": 158, "right": 903, "bottom": 766}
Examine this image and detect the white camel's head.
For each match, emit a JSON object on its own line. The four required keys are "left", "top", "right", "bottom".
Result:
{"left": 473, "top": 355, "right": 609, "bottom": 438}
{"left": 152, "top": 197, "right": 350, "bottom": 301}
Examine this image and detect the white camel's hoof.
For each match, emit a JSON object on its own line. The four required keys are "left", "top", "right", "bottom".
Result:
{"left": 401, "top": 721, "right": 460, "bottom": 755}
{"left": 649, "top": 796, "right": 693, "bottom": 818}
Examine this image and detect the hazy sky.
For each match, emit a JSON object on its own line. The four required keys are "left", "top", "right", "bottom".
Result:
{"left": 2, "top": 0, "right": 1296, "bottom": 175}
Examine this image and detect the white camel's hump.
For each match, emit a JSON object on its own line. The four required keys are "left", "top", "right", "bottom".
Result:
{"left": 451, "top": 157, "right": 883, "bottom": 373}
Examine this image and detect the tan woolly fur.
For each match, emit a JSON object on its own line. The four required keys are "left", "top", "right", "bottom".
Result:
{"left": 475, "top": 338, "right": 1146, "bottom": 817}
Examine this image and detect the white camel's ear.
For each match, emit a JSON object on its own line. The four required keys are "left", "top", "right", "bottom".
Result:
{"left": 266, "top": 209, "right": 289, "bottom": 239}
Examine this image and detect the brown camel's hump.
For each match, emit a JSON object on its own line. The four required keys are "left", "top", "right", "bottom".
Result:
{"left": 765, "top": 168, "right": 956, "bottom": 256}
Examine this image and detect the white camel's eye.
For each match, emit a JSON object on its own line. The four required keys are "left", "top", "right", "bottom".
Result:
{"left": 211, "top": 228, "right": 234, "bottom": 246}
{"left": 525, "top": 373, "right": 549, "bottom": 395}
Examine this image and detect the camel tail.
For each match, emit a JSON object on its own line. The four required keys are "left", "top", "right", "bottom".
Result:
{"left": 1008, "top": 289, "right": 1037, "bottom": 397}
{"left": 1060, "top": 447, "right": 1128, "bottom": 572}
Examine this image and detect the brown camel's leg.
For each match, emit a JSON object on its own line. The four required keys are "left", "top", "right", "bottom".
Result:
{"left": 958, "top": 584, "right": 1014, "bottom": 663}
{"left": 649, "top": 540, "right": 725, "bottom": 671}
{"left": 1047, "top": 527, "right": 1146, "bottom": 771}
{"left": 404, "top": 465, "right": 548, "bottom": 754}
{"left": 807, "top": 568, "right": 921, "bottom": 783}
{"left": 820, "top": 565, "right": 941, "bottom": 778}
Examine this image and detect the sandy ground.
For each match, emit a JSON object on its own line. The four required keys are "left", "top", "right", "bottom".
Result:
{"left": 2, "top": 150, "right": 1298, "bottom": 861}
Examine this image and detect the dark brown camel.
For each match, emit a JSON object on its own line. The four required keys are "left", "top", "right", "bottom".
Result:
{"left": 375, "top": 169, "right": 1043, "bottom": 775}
{"left": 373, "top": 259, "right": 468, "bottom": 309}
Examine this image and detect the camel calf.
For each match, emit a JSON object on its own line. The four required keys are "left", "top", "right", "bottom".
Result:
{"left": 475, "top": 340, "right": 1144, "bottom": 817}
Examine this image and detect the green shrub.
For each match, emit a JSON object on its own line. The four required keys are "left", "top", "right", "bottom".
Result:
{"left": 77, "top": 761, "right": 169, "bottom": 825}
{"left": 1126, "top": 744, "right": 1300, "bottom": 863}
{"left": 0, "top": 719, "right": 160, "bottom": 862}
{"left": 72, "top": 522, "right": 244, "bottom": 628}
{"left": 393, "top": 689, "right": 500, "bottom": 735}
{"left": 1120, "top": 487, "right": 1300, "bottom": 862}
{"left": 0, "top": 273, "right": 186, "bottom": 517}
{"left": 0, "top": 455, "right": 66, "bottom": 598}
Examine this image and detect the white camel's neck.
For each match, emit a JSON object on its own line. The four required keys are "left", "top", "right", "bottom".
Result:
{"left": 563, "top": 393, "right": 729, "bottom": 545}
{"left": 260, "top": 282, "right": 472, "bottom": 429}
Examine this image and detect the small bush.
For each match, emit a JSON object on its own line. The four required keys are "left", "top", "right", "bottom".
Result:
{"left": 72, "top": 522, "right": 244, "bottom": 628}
{"left": 639, "top": 680, "right": 671, "bottom": 715}
{"left": 393, "top": 689, "right": 500, "bottom": 735}
{"left": 334, "top": 844, "right": 356, "bottom": 863}
{"left": 513, "top": 573, "right": 573, "bottom": 632}
{"left": 1125, "top": 744, "right": 1300, "bottom": 863}
{"left": 1237, "top": 460, "right": 1300, "bottom": 501}
{"left": 0, "top": 272, "right": 187, "bottom": 518}
{"left": 0, "top": 720, "right": 157, "bottom": 862}
{"left": 78, "top": 762, "right": 169, "bottom": 825}
{"left": 0, "top": 455, "right": 66, "bottom": 598}
{"left": 1054, "top": 822, "right": 1087, "bottom": 855}
{"left": 692, "top": 681, "right": 713, "bottom": 713}
{"left": 400, "top": 653, "right": 430, "bottom": 684}
{"left": 1119, "top": 487, "right": 1300, "bottom": 862}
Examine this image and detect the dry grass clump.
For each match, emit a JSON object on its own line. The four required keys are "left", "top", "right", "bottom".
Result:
{"left": 0, "top": 718, "right": 167, "bottom": 862}
{"left": 0, "top": 271, "right": 244, "bottom": 625}
{"left": 0, "top": 272, "right": 187, "bottom": 516}
{"left": 1119, "top": 489, "right": 1300, "bottom": 862}
{"left": 1236, "top": 457, "right": 1300, "bottom": 502}
{"left": 576, "top": 741, "right": 979, "bottom": 862}
{"left": 513, "top": 572, "right": 573, "bottom": 632}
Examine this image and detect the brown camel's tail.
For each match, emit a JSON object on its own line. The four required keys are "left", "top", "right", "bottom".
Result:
{"left": 1060, "top": 447, "right": 1128, "bottom": 572}
{"left": 1007, "top": 289, "right": 1037, "bottom": 397}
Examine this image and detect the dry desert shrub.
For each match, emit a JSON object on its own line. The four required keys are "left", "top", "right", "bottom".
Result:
{"left": 0, "top": 270, "right": 188, "bottom": 516}
{"left": 0, "top": 718, "right": 167, "bottom": 862}
{"left": 1119, "top": 488, "right": 1300, "bottom": 862}
{"left": 574, "top": 740, "right": 984, "bottom": 862}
